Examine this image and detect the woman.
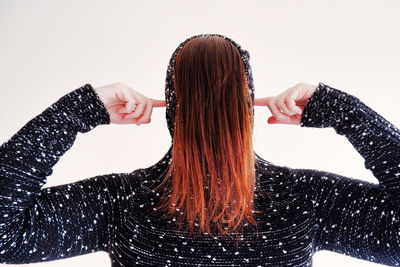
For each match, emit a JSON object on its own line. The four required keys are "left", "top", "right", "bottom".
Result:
{"left": 0, "top": 33, "right": 399, "bottom": 267}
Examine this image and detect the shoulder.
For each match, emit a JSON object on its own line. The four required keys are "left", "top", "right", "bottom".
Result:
{"left": 254, "top": 153, "right": 304, "bottom": 197}
{"left": 74, "top": 171, "right": 144, "bottom": 197}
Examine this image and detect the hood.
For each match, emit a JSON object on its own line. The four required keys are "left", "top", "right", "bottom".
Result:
{"left": 164, "top": 33, "right": 255, "bottom": 138}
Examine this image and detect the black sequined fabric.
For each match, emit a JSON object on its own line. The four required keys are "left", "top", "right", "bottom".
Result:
{"left": 1, "top": 34, "right": 400, "bottom": 266}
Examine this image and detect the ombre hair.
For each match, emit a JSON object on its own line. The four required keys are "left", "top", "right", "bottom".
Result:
{"left": 152, "top": 35, "right": 262, "bottom": 242}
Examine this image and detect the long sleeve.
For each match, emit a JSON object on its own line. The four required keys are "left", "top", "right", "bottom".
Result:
{"left": 289, "top": 82, "right": 400, "bottom": 265}
{"left": 0, "top": 84, "right": 133, "bottom": 264}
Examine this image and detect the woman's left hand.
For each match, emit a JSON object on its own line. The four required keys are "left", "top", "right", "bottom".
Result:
{"left": 94, "top": 82, "right": 167, "bottom": 125}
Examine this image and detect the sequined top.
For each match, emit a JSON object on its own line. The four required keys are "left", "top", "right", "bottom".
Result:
{"left": 1, "top": 81, "right": 400, "bottom": 267}
{"left": 1, "top": 33, "right": 400, "bottom": 267}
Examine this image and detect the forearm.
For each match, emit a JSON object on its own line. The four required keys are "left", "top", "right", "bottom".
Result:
{"left": 0, "top": 84, "right": 112, "bottom": 263}
{"left": 0, "top": 84, "right": 110, "bottom": 222}
{"left": 300, "top": 82, "right": 400, "bottom": 206}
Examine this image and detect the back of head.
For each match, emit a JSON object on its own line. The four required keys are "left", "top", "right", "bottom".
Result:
{"left": 153, "top": 34, "right": 262, "bottom": 242}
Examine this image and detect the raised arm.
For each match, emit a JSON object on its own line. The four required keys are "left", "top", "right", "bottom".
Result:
{"left": 0, "top": 84, "right": 135, "bottom": 264}
{"left": 289, "top": 82, "right": 400, "bottom": 265}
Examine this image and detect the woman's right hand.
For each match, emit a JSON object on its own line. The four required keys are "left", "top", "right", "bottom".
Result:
{"left": 254, "top": 82, "right": 318, "bottom": 125}
{"left": 94, "top": 82, "right": 166, "bottom": 125}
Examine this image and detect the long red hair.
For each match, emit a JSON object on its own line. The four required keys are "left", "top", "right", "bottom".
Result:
{"left": 152, "top": 35, "right": 262, "bottom": 242}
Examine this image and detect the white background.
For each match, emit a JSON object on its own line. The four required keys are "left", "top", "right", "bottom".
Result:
{"left": 1, "top": 0, "right": 399, "bottom": 266}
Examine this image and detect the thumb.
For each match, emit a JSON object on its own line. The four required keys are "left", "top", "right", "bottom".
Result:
{"left": 267, "top": 115, "right": 298, "bottom": 125}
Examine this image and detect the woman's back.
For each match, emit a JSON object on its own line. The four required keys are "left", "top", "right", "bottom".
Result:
{"left": 1, "top": 33, "right": 400, "bottom": 266}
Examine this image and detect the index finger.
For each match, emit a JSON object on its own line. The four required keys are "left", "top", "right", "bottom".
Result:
{"left": 151, "top": 99, "right": 167, "bottom": 107}
{"left": 254, "top": 97, "right": 271, "bottom": 106}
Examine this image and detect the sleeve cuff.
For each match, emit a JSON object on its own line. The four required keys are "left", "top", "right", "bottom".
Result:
{"left": 52, "top": 84, "right": 111, "bottom": 133}
{"left": 300, "top": 82, "right": 361, "bottom": 128}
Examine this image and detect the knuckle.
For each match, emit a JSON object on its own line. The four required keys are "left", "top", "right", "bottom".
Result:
{"left": 135, "top": 96, "right": 144, "bottom": 103}
{"left": 269, "top": 98, "right": 277, "bottom": 104}
{"left": 266, "top": 96, "right": 276, "bottom": 102}
{"left": 282, "top": 96, "right": 289, "bottom": 104}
